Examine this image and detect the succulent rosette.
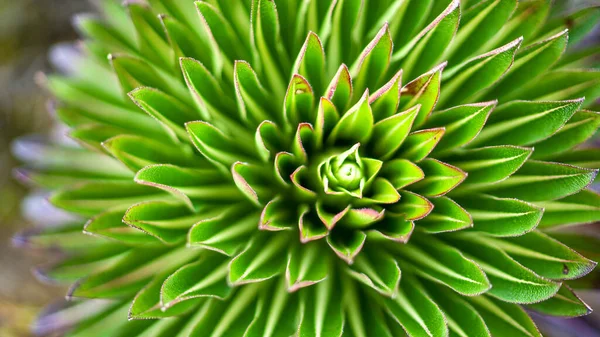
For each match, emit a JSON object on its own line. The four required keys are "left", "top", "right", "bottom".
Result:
{"left": 13, "top": 0, "right": 600, "bottom": 336}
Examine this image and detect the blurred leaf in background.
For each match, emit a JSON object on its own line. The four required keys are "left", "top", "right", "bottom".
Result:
{"left": 0, "top": 0, "right": 91, "bottom": 336}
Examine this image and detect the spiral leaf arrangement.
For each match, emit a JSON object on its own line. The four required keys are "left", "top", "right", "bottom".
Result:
{"left": 13, "top": 0, "right": 600, "bottom": 336}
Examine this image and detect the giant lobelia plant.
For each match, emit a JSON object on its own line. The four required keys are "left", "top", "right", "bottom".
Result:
{"left": 13, "top": 0, "right": 600, "bottom": 336}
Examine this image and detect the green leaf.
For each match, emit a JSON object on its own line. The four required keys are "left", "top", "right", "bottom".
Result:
{"left": 186, "top": 121, "right": 254, "bottom": 171}
{"left": 449, "top": 146, "right": 532, "bottom": 185}
{"left": 123, "top": 201, "right": 207, "bottom": 244}
{"left": 234, "top": 60, "right": 274, "bottom": 125}
{"left": 298, "top": 205, "right": 328, "bottom": 243}
{"left": 486, "top": 29, "right": 568, "bottom": 101}
{"left": 549, "top": 149, "right": 600, "bottom": 170}
{"left": 479, "top": 231, "right": 597, "bottom": 280}
{"left": 387, "top": 191, "right": 433, "bottom": 221}
{"left": 381, "top": 159, "right": 424, "bottom": 190}
{"left": 424, "top": 101, "right": 496, "bottom": 154}
{"left": 326, "top": 229, "right": 367, "bottom": 264}
{"left": 396, "top": 128, "right": 445, "bottom": 162}
{"left": 315, "top": 98, "right": 340, "bottom": 147}
{"left": 293, "top": 32, "right": 326, "bottom": 97}
{"left": 50, "top": 181, "right": 165, "bottom": 216}
{"left": 444, "top": 0, "right": 517, "bottom": 65}
{"left": 370, "top": 70, "right": 402, "bottom": 121}
{"left": 368, "top": 214, "right": 415, "bottom": 243}
{"left": 439, "top": 38, "right": 522, "bottom": 108}
{"left": 196, "top": 1, "right": 248, "bottom": 62}
{"left": 284, "top": 74, "right": 315, "bottom": 125}
{"left": 260, "top": 197, "right": 296, "bottom": 231}
{"left": 384, "top": 274, "right": 448, "bottom": 337}
{"left": 103, "top": 134, "right": 203, "bottom": 172}
{"left": 451, "top": 233, "right": 561, "bottom": 304}
{"left": 511, "top": 69, "right": 600, "bottom": 107}
{"left": 127, "top": 3, "right": 173, "bottom": 69}
{"left": 389, "top": 234, "right": 490, "bottom": 296}
{"left": 423, "top": 280, "right": 492, "bottom": 337}
{"left": 69, "top": 246, "right": 200, "bottom": 299}
{"left": 70, "top": 124, "right": 131, "bottom": 152}
{"left": 486, "top": 0, "right": 550, "bottom": 48}
{"left": 531, "top": 110, "right": 600, "bottom": 159}
{"left": 135, "top": 165, "right": 240, "bottom": 210}
{"left": 325, "top": 64, "right": 353, "bottom": 114}
{"left": 350, "top": 23, "right": 393, "bottom": 96}
{"left": 298, "top": 274, "right": 343, "bottom": 337}
{"left": 467, "top": 296, "right": 542, "bottom": 337}
{"left": 286, "top": 240, "right": 330, "bottom": 292}
{"left": 250, "top": 0, "right": 287, "bottom": 96}
{"left": 416, "top": 197, "right": 472, "bottom": 233}
{"left": 398, "top": 63, "right": 445, "bottom": 127}
{"left": 537, "top": 189, "right": 600, "bottom": 228}
{"left": 526, "top": 285, "right": 591, "bottom": 318}
{"left": 180, "top": 57, "right": 236, "bottom": 122}
{"left": 188, "top": 207, "right": 258, "bottom": 256}
{"left": 469, "top": 160, "right": 597, "bottom": 202}
{"left": 347, "top": 244, "right": 401, "bottom": 297}
{"left": 129, "top": 274, "right": 200, "bottom": 320}
{"left": 232, "top": 161, "right": 273, "bottom": 206}
{"left": 471, "top": 99, "right": 583, "bottom": 147}
{"left": 229, "top": 232, "right": 289, "bottom": 285}
{"left": 328, "top": 91, "right": 374, "bottom": 145}
{"left": 393, "top": 0, "right": 460, "bottom": 79}
{"left": 245, "top": 278, "right": 300, "bottom": 337}
{"left": 409, "top": 159, "right": 467, "bottom": 197}
{"left": 542, "top": 5, "right": 600, "bottom": 46}
{"left": 342, "top": 277, "right": 395, "bottom": 337}
{"left": 368, "top": 105, "right": 419, "bottom": 159}
{"left": 160, "top": 13, "right": 213, "bottom": 70}
{"left": 161, "top": 253, "right": 231, "bottom": 309}
{"left": 84, "top": 209, "right": 160, "bottom": 245}
{"left": 453, "top": 195, "right": 543, "bottom": 237}
{"left": 129, "top": 87, "right": 197, "bottom": 141}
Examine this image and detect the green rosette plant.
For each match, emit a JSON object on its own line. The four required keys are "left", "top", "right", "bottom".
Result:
{"left": 13, "top": 0, "right": 600, "bottom": 336}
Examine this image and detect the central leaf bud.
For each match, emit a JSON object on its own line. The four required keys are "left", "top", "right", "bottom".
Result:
{"left": 319, "top": 143, "right": 366, "bottom": 197}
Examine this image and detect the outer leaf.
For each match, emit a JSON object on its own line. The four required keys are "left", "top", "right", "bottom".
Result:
{"left": 326, "top": 229, "right": 367, "bottom": 264}
{"left": 471, "top": 99, "right": 583, "bottom": 147}
{"left": 286, "top": 241, "right": 330, "bottom": 292}
{"left": 384, "top": 274, "right": 449, "bottom": 337}
{"left": 467, "top": 296, "right": 542, "bottom": 337}
{"left": 350, "top": 23, "right": 393, "bottom": 96}
{"left": 229, "top": 232, "right": 289, "bottom": 285}
{"left": 423, "top": 280, "right": 492, "bottom": 337}
{"left": 393, "top": 0, "right": 460, "bottom": 79}
{"left": 161, "top": 253, "right": 231, "bottom": 309}
{"left": 487, "top": 29, "right": 568, "bottom": 101}
{"left": 388, "top": 234, "right": 490, "bottom": 296}
{"left": 470, "top": 160, "right": 597, "bottom": 202}
{"left": 129, "top": 274, "right": 199, "bottom": 320}
{"left": 451, "top": 233, "right": 561, "bottom": 304}
{"left": 293, "top": 32, "right": 326, "bottom": 97}
{"left": 298, "top": 274, "right": 344, "bottom": 337}
{"left": 84, "top": 209, "right": 159, "bottom": 245}
{"left": 526, "top": 285, "right": 591, "bottom": 318}
{"left": 325, "top": 64, "right": 353, "bottom": 114}
{"left": 439, "top": 38, "right": 522, "bottom": 108}
{"left": 453, "top": 195, "right": 543, "bottom": 237}
{"left": 188, "top": 208, "right": 258, "bottom": 256}
{"left": 348, "top": 244, "right": 401, "bottom": 297}
{"left": 537, "top": 189, "right": 600, "bottom": 228}
{"left": 398, "top": 63, "right": 445, "bottom": 127}
{"left": 479, "top": 231, "right": 597, "bottom": 280}
{"left": 512, "top": 69, "right": 600, "bottom": 107}
{"left": 387, "top": 191, "right": 433, "bottom": 221}
{"left": 449, "top": 146, "right": 532, "bottom": 185}
{"left": 245, "top": 278, "right": 300, "bottom": 337}
{"left": 424, "top": 101, "right": 495, "bottom": 154}
{"left": 531, "top": 110, "right": 600, "bottom": 159}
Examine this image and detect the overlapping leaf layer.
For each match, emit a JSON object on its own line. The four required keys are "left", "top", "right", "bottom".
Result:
{"left": 14, "top": 0, "right": 600, "bottom": 336}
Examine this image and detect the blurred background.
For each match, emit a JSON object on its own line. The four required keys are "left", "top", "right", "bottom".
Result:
{"left": 0, "top": 0, "right": 599, "bottom": 336}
